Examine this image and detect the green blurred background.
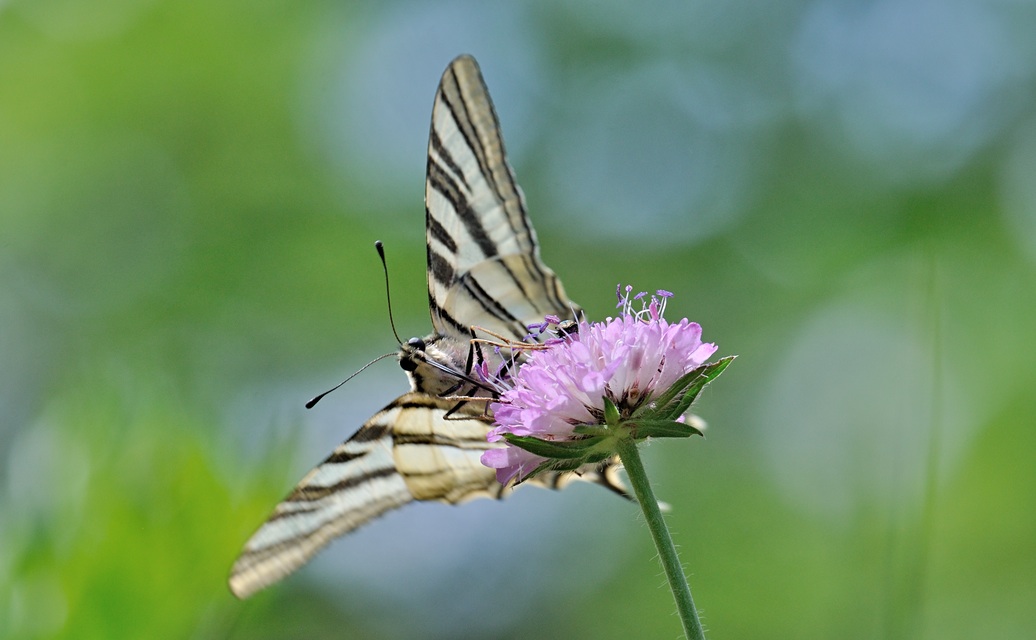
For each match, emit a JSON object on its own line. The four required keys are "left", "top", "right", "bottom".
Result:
{"left": 3, "top": 1, "right": 1035, "bottom": 638}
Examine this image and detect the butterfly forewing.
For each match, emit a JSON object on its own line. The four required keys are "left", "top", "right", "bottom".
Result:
{"left": 425, "top": 55, "right": 578, "bottom": 343}
{"left": 229, "top": 55, "right": 625, "bottom": 600}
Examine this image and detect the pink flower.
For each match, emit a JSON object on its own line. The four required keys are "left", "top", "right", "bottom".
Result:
{"left": 481, "top": 288, "right": 718, "bottom": 484}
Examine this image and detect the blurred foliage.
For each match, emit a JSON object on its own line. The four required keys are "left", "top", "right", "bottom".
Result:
{"left": 3, "top": 0, "right": 1036, "bottom": 639}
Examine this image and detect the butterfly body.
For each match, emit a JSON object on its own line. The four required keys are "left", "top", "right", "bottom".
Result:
{"left": 398, "top": 334, "right": 470, "bottom": 397}
{"left": 229, "top": 55, "right": 625, "bottom": 600}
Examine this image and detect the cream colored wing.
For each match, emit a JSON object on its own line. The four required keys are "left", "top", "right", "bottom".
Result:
{"left": 425, "top": 55, "right": 579, "bottom": 343}
{"left": 229, "top": 392, "right": 503, "bottom": 599}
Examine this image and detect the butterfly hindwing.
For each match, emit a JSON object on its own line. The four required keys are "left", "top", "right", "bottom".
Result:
{"left": 228, "top": 393, "right": 500, "bottom": 599}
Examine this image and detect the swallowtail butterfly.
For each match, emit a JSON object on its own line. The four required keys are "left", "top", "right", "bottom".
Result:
{"left": 229, "top": 55, "right": 627, "bottom": 599}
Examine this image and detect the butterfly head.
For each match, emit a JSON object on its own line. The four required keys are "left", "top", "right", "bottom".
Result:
{"left": 398, "top": 337, "right": 426, "bottom": 373}
{"left": 398, "top": 333, "right": 469, "bottom": 397}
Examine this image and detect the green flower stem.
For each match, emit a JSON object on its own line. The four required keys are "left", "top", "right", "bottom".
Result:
{"left": 615, "top": 437, "right": 705, "bottom": 640}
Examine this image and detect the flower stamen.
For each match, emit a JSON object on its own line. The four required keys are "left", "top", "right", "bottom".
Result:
{"left": 481, "top": 286, "right": 721, "bottom": 484}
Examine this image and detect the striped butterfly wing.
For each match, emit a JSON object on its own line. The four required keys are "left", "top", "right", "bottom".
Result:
{"left": 228, "top": 392, "right": 626, "bottom": 599}
{"left": 229, "top": 393, "right": 501, "bottom": 599}
{"left": 229, "top": 55, "right": 627, "bottom": 600}
{"left": 425, "top": 55, "right": 578, "bottom": 343}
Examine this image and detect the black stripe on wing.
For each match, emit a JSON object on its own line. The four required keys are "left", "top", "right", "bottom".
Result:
{"left": 437, "top": 66, "right": 522, "bottom": 239}
{"left": 429, "top": 127, "right": 471, "bottom": 195}
{"left": 457, "top": 271, "right": 529, "bottom": 337}
{"left": 426, "top": 155, "right": 498, "bottom": 259}
{"left": 286, "top": 467, "right": 400, "bottom": 503}
{"left": 424, "top": 55, "right": 579, "bottom": 343}
{"left": 228, "top": 393, "right": 498, "bottom": 599}
{"left": 228, "top": 418, "right": 409, "bottom": 598}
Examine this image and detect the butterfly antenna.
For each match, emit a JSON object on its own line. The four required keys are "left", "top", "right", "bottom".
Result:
{"left": 305, "top": 352, "right": 396, "bottom": 409}
{"left": 376, "top": 240, "right": 405, "bottom": 345}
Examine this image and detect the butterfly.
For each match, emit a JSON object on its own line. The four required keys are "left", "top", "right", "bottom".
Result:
{"left": 228, "top": 55, "right": 627, "bottom": 599}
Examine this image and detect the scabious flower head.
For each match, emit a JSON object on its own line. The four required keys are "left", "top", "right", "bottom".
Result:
{"left": 480, "top": 287, "right": 718, "bottom": 484}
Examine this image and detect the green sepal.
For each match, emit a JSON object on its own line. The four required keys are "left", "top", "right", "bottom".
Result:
{"left": 513, "top": 458, "right": 563, "bottom": 484}
{"left": 514, "top": 456, "right": 586, "bottom": 484}
{"left": 501, "top": 433, "right": 607, "bottom": 460}
{"left": 642, "top": 368, "right": 701, "bottom": 418}
{"left": 652, "top": 356, "right": 736, "bottom": 421}
{"left": 573, "top": 424, "right": 611, "bottom": 437}
{"left": 604, "top": 396, "right": 621, "bottom": 427}
{"left": 631, "top": 419, "right": 704, "bottom": 440}
{"left": 582, "top": 449, "right": 618, "bottom": 465}
{"left": 548, "top": 457, "right": 589, "bottom": 472}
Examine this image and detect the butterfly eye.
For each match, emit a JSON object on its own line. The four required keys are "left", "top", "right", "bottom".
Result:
{"left": 407, "top": 337, "right": 425, "bottom": 351}
{"left": 399, "top": 356, "right": 419, "bottom": 372}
